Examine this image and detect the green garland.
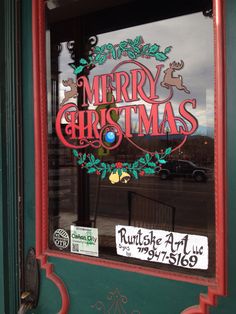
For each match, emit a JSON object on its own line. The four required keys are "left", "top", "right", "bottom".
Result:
{"left": 72, "top": 148, "right": 172, "bottom": 183}
{"left": 71, "top": 36, "right": 172, "bottom": 75}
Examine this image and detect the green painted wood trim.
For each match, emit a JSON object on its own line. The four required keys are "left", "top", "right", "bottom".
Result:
{"left": 0, "top": 0, "right": 19, "bottom": 313}
{"left": 0, "top": 1, "right": 6, "bottom": 311}
{"left": 211, "top": 0, "right": 236, "bottom": 312}
{"left": 225, "top": 0, "right": 236, "bottom": 311}
{"left": 22, "top": 0, "right": 35, "bottom": 250}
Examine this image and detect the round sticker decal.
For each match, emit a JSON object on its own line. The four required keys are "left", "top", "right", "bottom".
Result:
{"left": 53, "top": 229, "right": 70, "bottom": 250}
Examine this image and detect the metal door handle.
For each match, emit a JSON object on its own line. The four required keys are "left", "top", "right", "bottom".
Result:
{"left": 18, "top": 291, "right": 33, "bottom": 314}
{"left": 18, "top": 248, "right": 39, "bottom": 313}
{"left": 18, "top": 301, "right": 33, "bottom": 314}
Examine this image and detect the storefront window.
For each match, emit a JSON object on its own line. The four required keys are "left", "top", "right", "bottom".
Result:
{"left": 46, "top": 0, "right": 215, "bottom": 277}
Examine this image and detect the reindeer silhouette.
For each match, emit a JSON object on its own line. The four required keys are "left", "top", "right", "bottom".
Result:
{"left": 161, "top": 60, "right": 190, "bottom": 94}
{"left": 60, "top": 78, "right": 78, "bottom": 107}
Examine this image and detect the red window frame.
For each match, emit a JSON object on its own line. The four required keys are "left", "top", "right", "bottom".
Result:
{"left": 32, "top": 1, "right": 226, "bottom": 313}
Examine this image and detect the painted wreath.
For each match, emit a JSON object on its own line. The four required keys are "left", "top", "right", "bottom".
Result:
{"left": 73, "top": 148, "right": 172, "bottom": 184}
{"left": 67, "top": 35, "right": 173, "bottom": 184}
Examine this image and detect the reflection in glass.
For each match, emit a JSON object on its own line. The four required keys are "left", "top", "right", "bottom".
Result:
{"left": 46, "top": 0, "right": 215, "bottom": 277}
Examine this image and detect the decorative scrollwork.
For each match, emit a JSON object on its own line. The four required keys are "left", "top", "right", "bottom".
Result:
{"left": 67, "top": 40, "right": 75, "bottom": 61}
{"left": 91, "top": 289, "right": 141, "bottom": 314}
{"left": 203, "top": 8, "right": 213, "bottom": 18}
{"left": 87, "top": 35, "right": 98, "bottom": 56}
{"left": 57, "top": 43, "right": 62, "bottom": 55}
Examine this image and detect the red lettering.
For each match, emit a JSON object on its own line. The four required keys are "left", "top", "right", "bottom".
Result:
{"left": 178, "top": 99, "right": 198, "bottom": 135}
{"left": 138, "top": 104, "right": 160, "bottom": 136}
{"left": 118, "top": 106, "right": 137, "bottom": 137}
{"left": 86, "top": 110, "right": 100, "bottom": 139}
{"left": 115, "top": 71, "right": 131, "bottom": 103}
{"left": 160, "top": 102, "right": 178, "bottom": 134}
{"left": 77, "top": 73, "right": 114, "bottom": 106}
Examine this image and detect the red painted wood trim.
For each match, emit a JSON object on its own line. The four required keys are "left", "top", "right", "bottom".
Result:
{"left": 47, "top": 249, "right": 215, "bottom": 286}
{"left": 182, "top": 0, "right": 227, "bottom": 312}
{"left": 32, "top": 1, "right": 70, "bottom": 313}
{"left": 32, "top": 0, "right": 227, "bottom": 313}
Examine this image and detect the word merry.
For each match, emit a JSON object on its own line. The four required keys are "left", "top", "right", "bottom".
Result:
{"left": 78, "top": 60, "right": 164, "bottom": 106}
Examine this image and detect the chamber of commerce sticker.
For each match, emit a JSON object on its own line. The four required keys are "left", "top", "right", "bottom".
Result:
{"left": 70, "top": 226, "right": 99, "bottom": 257}
{"left": 53, "top": 228, "right": 70, "bottom": 250}
{"left": 116, "top": 225, "right": 208, "bottom": 270}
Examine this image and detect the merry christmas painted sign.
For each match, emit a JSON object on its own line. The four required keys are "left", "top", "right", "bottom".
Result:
{"left": 56, "top": 36, "right": 198, "bottom": 184}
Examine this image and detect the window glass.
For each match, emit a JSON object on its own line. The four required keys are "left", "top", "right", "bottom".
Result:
{"left": 46, "top": 0, "right": 215, "bottom": 277}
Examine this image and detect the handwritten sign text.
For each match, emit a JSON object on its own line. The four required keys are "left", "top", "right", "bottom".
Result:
{"left": 115, "top": 225, "right": 208, "bottom": 269}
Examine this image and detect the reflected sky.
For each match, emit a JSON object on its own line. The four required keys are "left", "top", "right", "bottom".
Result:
{"left": 58, "top": 12, "right": 214, "bottom": 137}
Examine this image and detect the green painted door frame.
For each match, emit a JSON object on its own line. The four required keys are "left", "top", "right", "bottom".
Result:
{"left": 0, "top": 0, "right": 19, "bottom": 313}
{"left": 211, "top": 0, "right": 236, "bottom": 312}
{"left": 0, "top": 0, "right": 236, "bottom": 313}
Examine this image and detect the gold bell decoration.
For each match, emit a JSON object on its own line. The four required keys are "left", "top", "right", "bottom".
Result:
{"left": 119, "top": 171, "right": 131, "bottom": 184}
{"left": 109, "top": 171, "right": 120, "bottom": 184}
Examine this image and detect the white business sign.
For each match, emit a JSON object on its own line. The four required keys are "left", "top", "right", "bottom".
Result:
{"left": 71, "top": 226, "right": 99, "bottom": 257}
{"left": 116, "top": 225, "right": 208, "bottom": 269}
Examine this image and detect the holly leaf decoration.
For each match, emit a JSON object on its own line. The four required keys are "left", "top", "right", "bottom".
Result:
{"left": 100, "top": 44, "right": 106, "bottom": 53}
{"left": 80, "top": 58, "right": 87, "bottom": 65}
{"left": 149, "top": 44, "right": 160, "bottom": 55}
{"left": 132, "top": 170, "right": 138, "bottom": 179}
{"left": 87, "top": 168, "right": 96, "bottom": 174}
{"left": 155, "top": 52, "right": 168, "bottom": 61}
{"left": 73, "top": 149, "right": 79, "bottom": 157}
{"left": 145, "top": 153, "right": 151, "bottom": 162}
{"left": 117, "top": 48, "right": 122, "bottom": 59}
{"left": 164, "top": 46, "right": 172, "bottom": 54}
{"left": 120, "top": 41, "right": 127, "bottom": 48}
{"left": 159, "top": 159, "right": 167, "bottom": 164}
{"left": 147, "top": 162, "right": 156, "bottom": 167}
{"left": 127, "top": 50, "right": 136, "bottom": 59}
{"left": 143, "top": 168, "right": 155, "bottom": 174}
{"left": 101, "top": 170, "right": 107, "bottom": 179}
{"left": 134, "top": 35, "right": 142, "bottom": 45}
{"left": 73, "top": 65, "right": 84, "bottom": 75}
{"left": 165, "top": 147, "right": 172, "bottom": 155}
{"left": 155, "top": 153, "right": 160, "bottom": 161}
{"left": 98, "top": 55, "right": 107, "bottom": 65}
{"left": 141, "top": 44, "right": 150, "bottom": 54}
{"left": 72, "top": 148, "right": 171, "bottom": 181}
{"left": 139, "top": 158, "right": 146, "bottom": 164}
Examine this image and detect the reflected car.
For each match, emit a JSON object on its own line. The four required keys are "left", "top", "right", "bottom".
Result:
{"left": 158, "top": 159, "right": 208, "bottom": 182}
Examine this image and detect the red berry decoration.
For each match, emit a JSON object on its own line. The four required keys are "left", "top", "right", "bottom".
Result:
{"left": 115, "top": 162, "right": 123, "bottom": 169}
